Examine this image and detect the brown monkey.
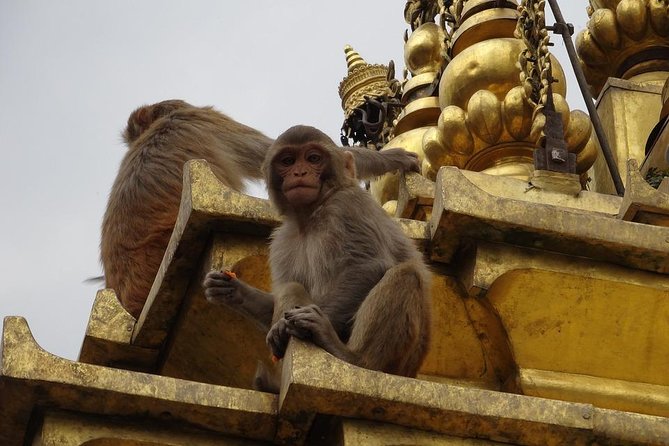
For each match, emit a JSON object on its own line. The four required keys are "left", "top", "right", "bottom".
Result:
{"left": 203, "top": 125, "right": 431, "bottom": 392}
{"left": 101, "top": 100, "right": 272, "bottom": 318}
{"left": 103, "top": 100, "right": 420, "bottom": 319}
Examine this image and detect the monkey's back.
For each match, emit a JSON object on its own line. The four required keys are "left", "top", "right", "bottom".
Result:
{"left": 101, "top": 101, "right": 272, "bottom": 318}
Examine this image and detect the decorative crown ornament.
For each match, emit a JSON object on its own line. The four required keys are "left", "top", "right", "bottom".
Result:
{"left": 338, "top": 45, "right": 395, "bottom": 118}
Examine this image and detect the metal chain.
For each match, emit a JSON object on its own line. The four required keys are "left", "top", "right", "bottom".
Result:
{"left": 516, "top": 0, "right": 553, "bottom": 115}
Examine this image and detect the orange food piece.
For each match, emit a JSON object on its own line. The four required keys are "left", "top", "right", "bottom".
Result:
{"left": 223, "top": 270, "right": 237, "bottom": 279}
{"left": 271, "top": 354, "right": 280, "bottom": 363}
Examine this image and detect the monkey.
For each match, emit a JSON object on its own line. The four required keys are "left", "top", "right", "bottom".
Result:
{"left": 203, "top": 125, "right": 431, "bottom": 392}
{"left": 102, "top": 100, "right": 421, "bottom": 319}
{"left": 101, "top": 100, "right": 272, "bottom": 319}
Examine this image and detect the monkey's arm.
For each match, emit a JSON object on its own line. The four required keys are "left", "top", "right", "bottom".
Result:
{"left": 203, "top": 271, "right": 274, "bottom": 329}
{"left": 347, "top": 146, "right": 420, "bottom": 179}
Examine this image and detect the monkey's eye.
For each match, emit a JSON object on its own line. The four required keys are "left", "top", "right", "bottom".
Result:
{"left": 279, "top": 155, "right": 296, "bottom": 166}
{"left": 306, "top": 153, "right": 322, "bottom": 163}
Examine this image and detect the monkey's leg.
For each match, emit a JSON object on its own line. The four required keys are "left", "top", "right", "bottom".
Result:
{"left": 347, "top": 260, "right": 431, "bottom": 377}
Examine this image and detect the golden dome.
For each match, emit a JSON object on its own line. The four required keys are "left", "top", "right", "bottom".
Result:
{"left": 423, "top": 36, "right": 597, "bottom": 179}
{"left": 404, "top": 22, "right": 445, "bottom": 76}
{"left": 439, "top": 38, "right": 567, "bottom": 110}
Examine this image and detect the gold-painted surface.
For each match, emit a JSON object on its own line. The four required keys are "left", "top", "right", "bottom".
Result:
{"left": 460, "top": 240, "right": 669, "bottom": 406}
{"left": 403, "top": 22, "right": 444, "bottom": 76}
{"left": 381, "top": 199, "right": 397, "bottom": 216}
{"left": 133, "top": 159, "right": 279, "bottom": 349}
{"left": 529, "top": 170, "right": 582, "bottom": 195}
{"left": 520, "top": 369, "right": 669, "bottom": 418}
{"left": 438, "top": 38, "right": 566, "bottom": 110}
{"left": 427, "top": 32, "right": 595, "bottom": 177}
{"left": 338, "top": 46, "right": 394, "bottom": 118}
{"left": 576, "top": 0, "right": 669, "bottom": 95}
{"left": 393, "top": 96, "right": 441, "bottom": 136}
{"left": 84, "top": 289, "right": 135, "bottom": 344}
{"left": 464, "top": 143, "right": 534, "bottom": 176}
{"left": 339, "top": 419, "right": 505, "bottom": 445}
{"left": 430, "top": 166, "right": 669, "bottom": 273}
{"left": 158, "top": 233, "right": 273, "bottom": 389}
{"left": 35, "top": 410, "right": 268, "bottom": 446}
{"left": 478, "top": 156, "right": 533, "bottom": 180}
{"left": 591, "top": 77, "right": 663, "bottom": 194}
{"left": 451, "top": 7, "right": 519, "bottom": 56}
{"left": 565, "top": 110, "right": 594, "bottom": 154}
{"left": 277, "top": 339, "right": 669, "bottom": 445}
{"left": 396, "top": 217, "right": 430, "bottom": 241}
{"left": 628, "top": 70, "right": 669, "bottom": 86}
{"left": 0, "top": 317, "right": 278, "bottom": 446}
{"left": 371, "top": 171, "right": 400, "bottom": 207}
{"left": 468, "top": 89, "right": 504, "bottom": 144}
{"left": 661, "top": 177, "right": 669, "bottom": 193}
{"left": 503, "top": 86, "right": 535, "bottom": 141}
{"left": 620, "top": 159, "right": 669, "bottom": 226}
{"left": 461, "top": 240, "right": 669, "bottom": 297}
{"left": 457, "top": 167, "right": 621, "bottom": 214}
{"left": 593, "top": 408, "right": 669, "bottom": 446}
{"left": 371, "top": 126, "right": 430, "bottom": 206}
{"left": 487, "top": 269, "right": 669, "bottom": 385}
{"left": 78, "top": 289, "right": 157, "bottom": 371}
{"left": 436, "top": 106, "right": 476, "bottom": 157}
{"left": 396, "top": 171, "right": 435, "bottom": 220}
{"left": 402, "top": 71, "right": 438, "bottom": 103}
{"left": 418, "top": 272, "right": 506, "bottom": 387}
{"left": 400, "top": 5, "right": 594, "bottom": 186}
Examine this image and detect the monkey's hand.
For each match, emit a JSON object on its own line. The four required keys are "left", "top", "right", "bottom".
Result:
{"left": 203, "top": 270, "right": 247, "bottom": 305}
{"left": 381, "top": 148, "right": 420, "bottom": 173}
{"left": 283, "top": 305, "right": 348, "bottom": 360}
{"left": 266, "top": 318, "right": 292, "bottom": 360}
{"left": 266, "top": 310, "right": 312, "bottom": 359}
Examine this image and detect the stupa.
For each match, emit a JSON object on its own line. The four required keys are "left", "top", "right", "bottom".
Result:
{"left": 2, "top": 1, "right": 668, "bottom": 444}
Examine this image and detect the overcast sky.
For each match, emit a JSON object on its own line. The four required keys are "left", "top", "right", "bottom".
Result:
{"left": 0, "top": 1, "right": 588, "bottom": 360}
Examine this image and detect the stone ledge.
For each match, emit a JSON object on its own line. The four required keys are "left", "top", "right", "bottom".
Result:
{"left": 0, "top": 316, "right": 278, "bottom": 446}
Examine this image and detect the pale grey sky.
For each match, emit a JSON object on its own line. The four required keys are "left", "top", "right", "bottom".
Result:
{"left": 0, "top": 1, "right": 588, "bottom": 360}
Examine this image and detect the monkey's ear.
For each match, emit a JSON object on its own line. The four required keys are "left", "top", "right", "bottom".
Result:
{"left": 343, "top": 151, "right": 357, "bottom": 179}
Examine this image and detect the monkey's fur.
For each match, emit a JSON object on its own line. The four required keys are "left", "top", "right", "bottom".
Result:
{"left": 103, "top": 100, "right": 420, "bottom": 319}
{"left": 101, "top": 100, "right": 272, "bottom": 318}
{"left": 204, "top": 125, "right": 431, "bottom": 392}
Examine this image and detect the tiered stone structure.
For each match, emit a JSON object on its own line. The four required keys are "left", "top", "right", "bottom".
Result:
{"left": 2, "top": 1, "right": 669, "bottom": 444}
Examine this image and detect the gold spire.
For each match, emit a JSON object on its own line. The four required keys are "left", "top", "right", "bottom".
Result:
{"left": 338, "top": 45, "right": 393, "bottom": 118}
{"left": 344, "top": 44, "right": 367, "bottom": 72}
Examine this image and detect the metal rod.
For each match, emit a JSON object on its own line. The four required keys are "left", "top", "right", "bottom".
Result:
{"left": 546, "top": 0, "right": 625, "bottom": 195}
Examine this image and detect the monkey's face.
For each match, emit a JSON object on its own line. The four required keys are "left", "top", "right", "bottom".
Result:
{"left": 273, "top": 145, "right": 329, "bottom": 207}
